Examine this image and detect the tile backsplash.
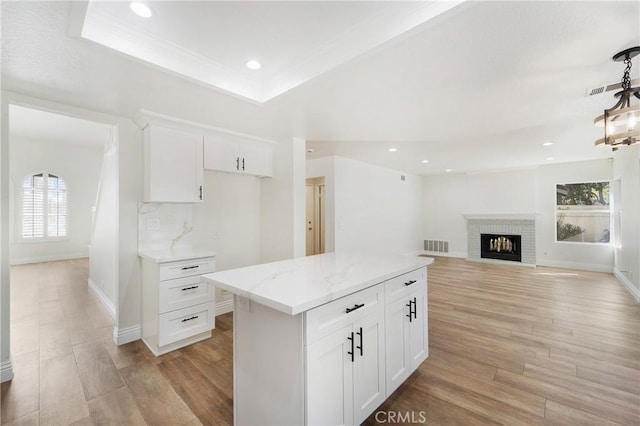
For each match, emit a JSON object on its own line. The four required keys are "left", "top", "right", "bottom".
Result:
{"left": 138, "top": 203, "right": 195, "bottom": 251}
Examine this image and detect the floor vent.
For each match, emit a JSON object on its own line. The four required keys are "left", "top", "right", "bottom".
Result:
{"left": 424, "top": 240, "right": 449, "bottom": 253}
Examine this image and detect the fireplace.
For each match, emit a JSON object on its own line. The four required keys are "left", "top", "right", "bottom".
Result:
{"left": 481, "top": 233, "right": 522, "bottom": 262}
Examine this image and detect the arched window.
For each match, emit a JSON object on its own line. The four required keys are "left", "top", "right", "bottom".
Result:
{"left": 22, "top": 172, "right": 67, "bottom": 239}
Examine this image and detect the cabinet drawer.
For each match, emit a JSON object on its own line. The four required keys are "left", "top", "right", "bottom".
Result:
{"left": 159, "top": 257, "right": 215, "bottom": 281}
{"left": 305, "top": 284, "right": 383, "bottom": 345}
{"left": 384, "top": 268, "right": 426, "bottom": 303}
{"left": 158, "top": 302, "right": 215, "bottom": 346}
{"left": 159, "top": 276, "right": 214, "bottom": 314}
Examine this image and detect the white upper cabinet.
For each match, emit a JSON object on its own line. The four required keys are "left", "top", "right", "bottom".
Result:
{"left": 203, "top": 134, "right": 274, "bottom": 177}
{"left": 143, "top": 125, "right": 204, "bottom": 203}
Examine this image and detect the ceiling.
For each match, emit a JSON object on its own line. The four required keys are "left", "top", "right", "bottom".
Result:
{"left": 9, "top": 105, "right": 111, "bottom": 149}
{"left": 2, "top": 1, "right": 639, "bottom": 176}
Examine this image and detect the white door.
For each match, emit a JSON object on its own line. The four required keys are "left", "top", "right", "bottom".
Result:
{"left": 240, "top": 141, "right": 273, "bottom": 177}
{"left": 203, "top": 135, "right": 239, "bottom": 173}
{"left": 409, "top": 289, "right": 429, "bottom": 368}
{"left": 306, "top": 185, "right": 315, "bottom": 256}
{"left": 315, "top": 184, "right": 325, "bottom": 254}
{"left": 384, "top": 296, "right": 410, "bottom": 395}
{"left": 306, "top": 325, "right": 354, "bottom": 426}
{"left": 352, "top": 312, "right": 386, "bottom": 425}
{"left": 146, "top": 125, "right": 203, "bottom": 203}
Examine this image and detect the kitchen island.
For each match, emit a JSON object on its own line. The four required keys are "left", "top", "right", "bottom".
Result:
{"left": 201, "top": 252, "right": 433, "bottom": 426}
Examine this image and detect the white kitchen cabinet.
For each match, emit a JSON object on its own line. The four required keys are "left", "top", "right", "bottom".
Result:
{"left": 203, "top": 134, "right": 273, "bottom": 177}
{"left": 143, "top": 124, "right": 204, "bottom": 203}
{"left": 203, "top": 253, "right": 432, "bottom": 426}
{"left": 384, "top": 269, "right": 428, "bottom": 396}
{"left": 140, "top": 255, "right": 216, "bottom": 356}
{"left": 306, "top": 290, "right": 386, "bottom": 426}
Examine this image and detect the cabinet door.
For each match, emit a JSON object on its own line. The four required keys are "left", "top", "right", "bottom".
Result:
{"left": 306, "top": 325, "right": 354, "bottom": 426}
{"left": 384, "top": 296, "right": 410, "bottom": 395}
{"left": 144, "top": 125, "right": 203, "bottom": 203}
{"left": 203, "top": 135, "right": 240, "bottom": 173}
{"left": 353, "top": 311, "right": 386, "bottom": 425}
{"left": 240, "top": 141, "right": 273, "bottom": 177}
{"left": 408, "top": 288, "right": 428, "bottom": 369}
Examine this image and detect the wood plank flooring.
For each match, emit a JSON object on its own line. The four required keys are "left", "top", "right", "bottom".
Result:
{"left": 1, "top": 256, "right": 638, "bottom": 425}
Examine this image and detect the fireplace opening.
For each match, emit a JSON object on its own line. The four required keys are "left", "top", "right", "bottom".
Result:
{"left": 481, "top": 233, "right": 522, "bottom": 262}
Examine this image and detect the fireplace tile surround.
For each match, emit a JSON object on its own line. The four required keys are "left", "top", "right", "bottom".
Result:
{"left": 465, "top": 214, "right": 537, "bottom": 266}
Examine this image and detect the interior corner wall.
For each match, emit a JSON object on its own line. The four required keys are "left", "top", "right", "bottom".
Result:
{"left": 9, "top": 138, "right": 103, "bottom": 264}
{"left": 332, "top": 156, "right": 423, "bottom": 254}
{"left": 260, "top": 137, "right": 306, "bottom": 263}
{"left": 422, "top": 173, "right": 469, "bottom": 258}
{"left": 1, "top": 94, "right": 13, "bottom": 382}
{"left": 116, "top": 120, "right": 142, "bottom": 332}
{"left": 535, "top": 159, "right": 614, "bottom": 272}
{"left": 613, "top": 145, "right": 640, "bottom": 299}
{"left": 306, "top": 156, "right": 335, "bottom": 252}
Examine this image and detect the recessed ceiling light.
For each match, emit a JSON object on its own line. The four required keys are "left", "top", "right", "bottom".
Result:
{"left": 246, "top": 60, "right": 261, "bottom": 70}
{"left": 542, "top": 142, "right": 553, "bottom": 146}
{"left": 306, "top": 148, "right": 314, "bottom": 153}
{"left": 421, "top": 160, "right": 429, "bottom": 164}
{"left": 546, "top": 157, "right": 555, "bottom": 161}
{"left": 130, "top": 2, "right": 152, "bottom": 18}
{"left": 445, "top": 169, "right": 452, "bottom": 172}
{"left": 388, "top": 148, "right": 398, "bottom": 152}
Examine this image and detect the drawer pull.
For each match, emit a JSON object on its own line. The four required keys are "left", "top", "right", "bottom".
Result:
{"left": 345, "top": 303, "right": 365, "bottom": 314}
{"left": 181, "top": 285, "right": 199, "bottom": 291}
{"left": 347, "top": 332, "right": 354, "bottom": 362}
{"left": 404, "top": 279, "right": 417, "bottom": 286}
{"left": 181, "top": 265, "right": 199, "bottom": 270}
{"left": 181, "top": 315, "right": 199, "bottom": 323}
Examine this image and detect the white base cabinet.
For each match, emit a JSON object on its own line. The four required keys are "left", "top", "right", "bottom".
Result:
{"left": 384, "top": 268, "right": 428, "bottom": 395}
{"left": 141, "top": 256, "right": 216, "bottom": 356}
{"left": 232, "top": 266, "right": 428, "bottom": 426}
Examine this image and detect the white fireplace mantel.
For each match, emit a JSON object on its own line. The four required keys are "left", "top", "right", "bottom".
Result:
{"left": 464, "top": 213, "right": 541, "bottom": 220}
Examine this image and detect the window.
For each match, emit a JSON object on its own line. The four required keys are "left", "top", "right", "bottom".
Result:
{"left": 556, "top": 181, "right": 610, "bottom": 243}
{"left": 22, "top": 172, "right": 67, "bottom": 240}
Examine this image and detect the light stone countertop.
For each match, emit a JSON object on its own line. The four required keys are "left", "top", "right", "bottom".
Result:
{"left": 138, "top": 248, "right": 217, "bottom": 263}
{"left": 201, "top": 252, "right": 434, "bottom": 315}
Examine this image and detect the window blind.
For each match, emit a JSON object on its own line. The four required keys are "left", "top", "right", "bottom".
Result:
{"left": 22, "top": 172, "right": 67, "bottom": 239}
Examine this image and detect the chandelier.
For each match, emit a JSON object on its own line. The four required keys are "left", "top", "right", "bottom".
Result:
{"left": 594, "top": 46, "right": 640, "bottom": 150}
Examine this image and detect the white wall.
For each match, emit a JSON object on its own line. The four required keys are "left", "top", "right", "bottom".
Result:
{"left": 260, "top": 137, "right": 306, "bottom": 262}
{"left": 9, "top": 138, "right": 103, "bottom": 264}
{"left": 331, "top": 156, "right": 423, "bottom": 254}
{"left": 194, "top": 171, "right": 262, "bottom": 303}
{"left": 89, "top": 141, "right": 118, "bottom": 312}
{"left": 612, "top": 145, "right": 640, "bottom": 300}
{"left": 422, "top": 159, "right": 615, "bottom": 272}
{"left": 422, "top": 173, "right": 468, "bottom": 258}
{"left": 1, "top": 94, "right": 13, "bottom": 382}
{"left": 535, "top": 159, "right": 613, "bottom": 272}
{"left": 306, "top": 156, "right": 336, "bottom": 252}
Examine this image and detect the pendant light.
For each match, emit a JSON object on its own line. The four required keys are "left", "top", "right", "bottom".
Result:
{"left": 594, "top": 47, "right": 640, "bottom": 150}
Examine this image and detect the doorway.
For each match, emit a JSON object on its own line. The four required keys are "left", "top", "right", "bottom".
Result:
{"left": 306, "top": 177, "right": 325, "bottom": 256}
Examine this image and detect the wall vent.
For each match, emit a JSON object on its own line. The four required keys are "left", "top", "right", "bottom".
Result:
{"left": 424, "top": 240, "right": 449, "bottom": 253}
{"left": 586, "top": 78, "right": 639, "bottom": 97}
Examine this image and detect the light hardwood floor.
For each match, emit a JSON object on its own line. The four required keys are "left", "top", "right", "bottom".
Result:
{"left": 1, "top": 257, "right": 638, "bottom": 425}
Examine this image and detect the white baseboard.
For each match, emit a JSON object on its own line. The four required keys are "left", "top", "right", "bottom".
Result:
{"left": 1, "top": 358, "right": 14, "bottom": 383}
{"left": 537, "top": 259, "right": 613, "bottom": 273}
{"left": 216, "top": 298, "right": 233, "bottom": 316}
{"left": 614, "top": 268, "right": 640, "bottom": 303}
{"left": 113, "top": 324, "right": 141, "bottom": 345}
{"left": 10, "top": 252, "right": 88, "bottom": 265}
{"left": 88, "top": 278, "right": 116, "bottom": 320}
